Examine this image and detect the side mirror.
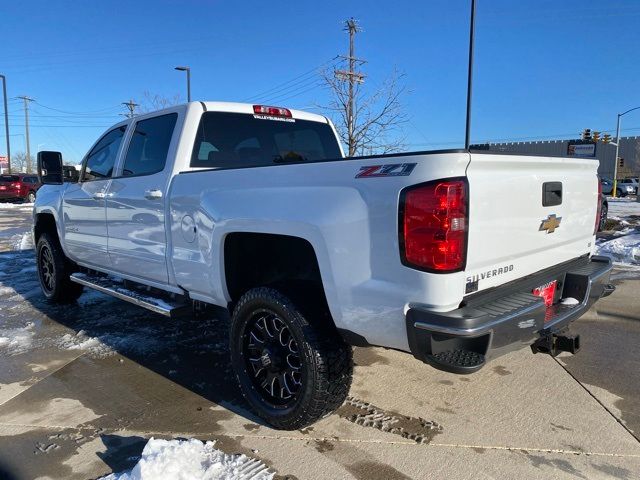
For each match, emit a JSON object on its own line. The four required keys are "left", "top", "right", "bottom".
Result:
{"left": 37, "top": 151, "right": 63, "bottom": 185}
{"left": 62, "top": 165, "right": 80, "bottom": 183}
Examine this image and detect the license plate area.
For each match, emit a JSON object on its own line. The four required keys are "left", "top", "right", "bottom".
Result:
{"left": 532, "top": 280, "right": 557, "bottom": 307}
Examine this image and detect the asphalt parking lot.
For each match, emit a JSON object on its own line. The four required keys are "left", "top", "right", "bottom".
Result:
{"left": 0, "top": 203, "right": 639, "bottom": 480}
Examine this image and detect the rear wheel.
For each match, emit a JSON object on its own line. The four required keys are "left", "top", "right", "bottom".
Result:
{"left": 37, "top": 233, "right": 84, "bottom": 303}
{"left": 26, "top": 191, "right": 36, "bottom": 203}
{"left": 230, "top": 287, "right": 352, "bottom": 430}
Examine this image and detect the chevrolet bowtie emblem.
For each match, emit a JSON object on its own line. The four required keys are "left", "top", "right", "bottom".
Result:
{"left": 539, "top": 214, "right": 562, "bottom": 234}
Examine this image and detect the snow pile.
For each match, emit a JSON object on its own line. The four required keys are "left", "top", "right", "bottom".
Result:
{"left": 58, "top": 330, "right": 112, "bottom": 356}
{"left": 596, "top": 234, "right": 640, "bottom": 266}
{"left": 12, "top": 231, "right": 33, "bottom": 251}
{"left": 99, "top": 438, "right": 273, "bottom": 480}
{"left": 0, "top": 322, "right": 35, "bottom": 355}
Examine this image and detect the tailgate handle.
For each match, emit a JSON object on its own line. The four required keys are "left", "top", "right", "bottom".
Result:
{"left": 542, "top": 182, "right": 562, "bottom": 207}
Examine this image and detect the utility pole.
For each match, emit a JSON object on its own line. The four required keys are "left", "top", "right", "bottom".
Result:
{"left": 335, "top": 18, "right": 365, "bottom": 156}
{"left": 122, "top": 99, "right": 139, "bottom": 118}
{"left": 0, "top": 74, "right": 10, "bottom": 173}
{"left": 17, "top": 96, "right": 34, "bottom": 173}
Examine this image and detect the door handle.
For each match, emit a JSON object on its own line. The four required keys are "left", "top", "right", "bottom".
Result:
{"left": 144, "top": 189, "right": 163, "bottom": 200}
{"left": 93, "top": 191, "right": 114, "bottom": 200}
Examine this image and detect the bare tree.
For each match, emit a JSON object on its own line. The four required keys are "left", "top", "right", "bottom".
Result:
{"left": 320, "top": 67, "right": 408, "bottom": 157}
{"left": 9, "top": 152, "right": 32, "bottom": 173}
{"left": 135, "top": 91, "right": 182, "bottom": 114}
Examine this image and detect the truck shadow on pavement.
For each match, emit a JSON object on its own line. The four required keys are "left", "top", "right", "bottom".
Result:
{"left": 0, "top": 250, "right": 265, "bottom": 429}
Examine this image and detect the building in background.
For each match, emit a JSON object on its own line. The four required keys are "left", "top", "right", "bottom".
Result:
{"left": 474, "top": 136, "right": 640, "bottom": 180}
{"left": 0, "top": 156, "right": 7, "bottom": 174}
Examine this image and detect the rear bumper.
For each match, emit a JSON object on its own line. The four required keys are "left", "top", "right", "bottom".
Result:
{"left": 406, "top": 255, "right": 614, "bottom": 372}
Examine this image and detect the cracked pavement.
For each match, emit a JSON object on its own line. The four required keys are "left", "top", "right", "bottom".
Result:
{"left": 0, "top": 204, "right": 639, "bottom": 479}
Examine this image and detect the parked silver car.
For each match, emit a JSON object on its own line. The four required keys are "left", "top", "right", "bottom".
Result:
{"left": 601, "top": 178, "right": 635, "bottom": 197}
{"left": 617, "top": 178, "right": 639, "bottom": 195}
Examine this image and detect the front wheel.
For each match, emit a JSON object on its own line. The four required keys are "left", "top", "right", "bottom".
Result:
{"left": 230, "top": 287, "right": 352, "bottom": 430}
{"left": 37, "top": 233, "right": 84, "bottom": 303}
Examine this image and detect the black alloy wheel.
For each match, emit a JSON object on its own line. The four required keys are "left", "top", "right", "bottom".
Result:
{"left": 244, "top": 310, "right": 303, "bottom": 405}
{"left": 36, "top": 233, "right": 84, "bottom": 303}
{"left": 38, "top": 243, "right": 56, "bottom": 294}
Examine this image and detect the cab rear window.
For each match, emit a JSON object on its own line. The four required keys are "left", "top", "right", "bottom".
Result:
{"left": 191, "top": 112, "right": 341, "bottom": 169}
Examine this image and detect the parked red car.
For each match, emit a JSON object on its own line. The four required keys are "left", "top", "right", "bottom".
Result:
{"left": 0, "top": 173, "right": 42, "bottom": 203}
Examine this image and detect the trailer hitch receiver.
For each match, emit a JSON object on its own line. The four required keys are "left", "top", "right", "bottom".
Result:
{"left": 531, "top": 332, "right": 580, "bottom": 356}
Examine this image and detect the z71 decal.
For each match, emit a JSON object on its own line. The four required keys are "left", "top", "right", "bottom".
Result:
{"left": 355, "top": 163, "right": 417, "bottom": 179}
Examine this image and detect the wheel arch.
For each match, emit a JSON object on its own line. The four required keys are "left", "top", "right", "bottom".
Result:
{"left": 34, "top": 211, "right": 59, "bottom": 245}
{"left": 223, "top": 232, "right": 337, "bottom": 331}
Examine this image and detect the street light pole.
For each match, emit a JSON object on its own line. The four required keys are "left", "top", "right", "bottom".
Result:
{"left": 464, "top": 0, "right": 476, "bottom": 151}
{"left": 612, "top": 106, "right": 640, "bottom": 198}
{"left": 0, "top": 74, "right": 10, "bottom": 173}
{"left": 174, "top": 66, "right": 191, "bottom": 102}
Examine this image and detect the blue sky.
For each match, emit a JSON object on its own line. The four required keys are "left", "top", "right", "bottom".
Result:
{"left": 1, "top": 0, "right": 639, "bottom": 163}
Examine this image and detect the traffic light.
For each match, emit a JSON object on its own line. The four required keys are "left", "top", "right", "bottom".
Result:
{"left": 592, "top": 131, "right": 600, "bottom": 142}
{"left": 618, "top": 158, "right": 625, "bottom": 168}
{"left": 581, "top": 128, "right": 592, "bottom": 141}
{"left": 602, "top": 134, "right": 611, "bottom": 144}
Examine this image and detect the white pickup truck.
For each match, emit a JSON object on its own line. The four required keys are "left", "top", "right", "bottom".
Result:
{"left": 34, "top": 101, "right": 614, "bottom": 429}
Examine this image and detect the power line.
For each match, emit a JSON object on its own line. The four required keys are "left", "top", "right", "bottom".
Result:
{"left": 33, "top": 100, "right": 122, "bottom": 115}
{"left": 242, "top": 57, "right": 339, "bottom": 102}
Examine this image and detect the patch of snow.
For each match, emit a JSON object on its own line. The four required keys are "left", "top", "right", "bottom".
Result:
{"left": 0, "top": 202, "right": 34, "bottom": 209}
{"left": 560, "top": 297, "right": 579, "bottom": 305}
{"left": 13, "top": 231, "right": 33, "bottom": 251}
{"left": 0, "top": 322, "right": 35, "bottom": 355}
{"left": 99, "top": 438, "right": 273, "bottom": 480}
{"left": 596, "top": 233, "right": 640, "bottom": 266}
{"left": 57, "top": 330, "right": 114, "bottom": 357}
{"left": 607, "top": 198, "right": 640, "bottom": 219}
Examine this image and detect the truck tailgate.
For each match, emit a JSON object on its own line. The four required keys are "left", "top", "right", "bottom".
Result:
{"left": 464, "top": 153, "right": 599, "bottom": 294}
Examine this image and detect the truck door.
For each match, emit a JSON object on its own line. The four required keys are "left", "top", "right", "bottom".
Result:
{"left": 105, "top": 113, "right": 178, "bottom": 284}
{"left": 62, "top": 125, "right": 127, "bottom": 267}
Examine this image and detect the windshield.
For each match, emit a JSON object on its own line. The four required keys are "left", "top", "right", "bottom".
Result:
{"left": 191, "top": 112, "right": 342, "bottom": 169}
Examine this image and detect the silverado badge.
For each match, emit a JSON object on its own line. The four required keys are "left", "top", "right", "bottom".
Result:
{"left": 539, "top": 214, "right": 562, "bottom": 234}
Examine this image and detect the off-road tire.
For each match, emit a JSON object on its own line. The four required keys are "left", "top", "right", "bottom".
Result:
{"left": 230, "top": 287, "right": 352, "bottom": 430}
{"left": 36, "top": 232, "right": 84, "bottom": 303}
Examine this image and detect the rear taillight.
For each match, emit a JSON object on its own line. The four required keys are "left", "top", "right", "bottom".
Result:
{"left": 594, "top": 178, "right": 602, "bottom": 234}
{"left": 400, "top": 178, "right": 468, "bottom": 272}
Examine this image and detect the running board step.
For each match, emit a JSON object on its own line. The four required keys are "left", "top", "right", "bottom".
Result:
{"left": 426, "top": 349, "right": 486, "bottom": 374}
{"left": 70, "top": 272, "right": 190, "bottom": 318}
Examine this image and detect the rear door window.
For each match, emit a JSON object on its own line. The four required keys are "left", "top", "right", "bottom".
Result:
{"left": 82, "top": 126, "right": 127, "bottom": 181}
{"left": 121, "top": 113, "right": 177, "bottom": 177}
{"left": 191, "top": 112, "right": 341, "bottom": 168}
